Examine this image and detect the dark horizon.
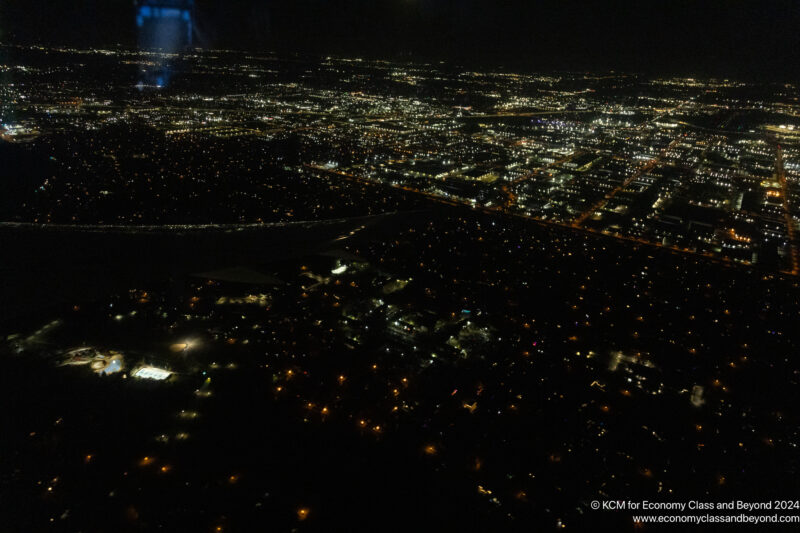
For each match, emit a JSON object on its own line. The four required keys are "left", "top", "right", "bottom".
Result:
{"left": 1, "top": 0, "right": 799, "bottom": 80}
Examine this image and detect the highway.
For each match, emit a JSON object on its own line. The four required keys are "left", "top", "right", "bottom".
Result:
{"left": 0, "top": 212, "right": 409, "bottom": 322}
{"left": 0, "top": 214, "right": 393, "bottom": 234}
{"left": 308, "top": 164, "right": 798, "bottom": 279}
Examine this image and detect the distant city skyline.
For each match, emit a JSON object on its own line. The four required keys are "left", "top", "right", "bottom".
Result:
{"left": 1, "top": 0, "right": 799, "bottom": 79}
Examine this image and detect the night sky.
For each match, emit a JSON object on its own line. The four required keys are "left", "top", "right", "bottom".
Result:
{"left": 2, "top": 0, "right": 799, "bottom": 79}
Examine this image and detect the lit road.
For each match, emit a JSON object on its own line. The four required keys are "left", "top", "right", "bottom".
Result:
{"left": 0, "top": 212, "right": 407, "bottom": 321}
{"left": 571, "top": 137, "right": 682, "bottom": 227}
{"left": 0, "top": 216, "right": 391, "bottom": 234}
{"left": 460, "top": 109, "right": 588, "bottom": 119}
{"left": 308, "top": 165, "right": 792, "bottom": 277}
{"left": 499, "top": 150, "right": 585, "bottom": 208}
{"left": 775, "top": 144, "right": 800, "bottom": 275}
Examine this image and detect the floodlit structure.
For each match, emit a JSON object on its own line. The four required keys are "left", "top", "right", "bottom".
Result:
{"left": 133, "top": 366, "right": 172, "bottom": 380}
